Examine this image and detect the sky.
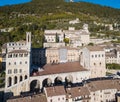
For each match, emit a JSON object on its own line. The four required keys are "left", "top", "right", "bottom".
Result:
{"left": 78, "top": 0, "right": 120, "bottom": 9}
{"left": 0, "top": 0, "right": 120, "bottom": 9}
{"left": 67, "top": 0, "right": 120, "bottom": 9}
{"left": 0, "top": 0, "right": 31, "bottom": 6}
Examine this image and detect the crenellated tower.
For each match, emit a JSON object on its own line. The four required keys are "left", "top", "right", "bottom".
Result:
{"left": 4, "top": 32, "right": 31, "bottom": 96}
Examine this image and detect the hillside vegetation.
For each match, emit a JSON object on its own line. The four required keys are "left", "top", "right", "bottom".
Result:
{"left": 0, "top": 0, "right": 120, "bottom": 48}
{"left": 0, "top": 0, "right": 120, "bottom": 19}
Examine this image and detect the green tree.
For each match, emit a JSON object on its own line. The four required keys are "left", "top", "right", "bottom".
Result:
{"left": 106, "top": 63, "right": 120, "bottom": 70}
{"left": 56, "top": 33, "right": 59, "bottom": 43}
{"left": 88, "top": 43, "right": 94, "bottom": 46}
{"left": 64, "top": 38, "right": 69, "bottom": 44}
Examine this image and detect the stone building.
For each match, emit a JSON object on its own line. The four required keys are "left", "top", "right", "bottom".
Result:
{"left": 66, "top": 86, "right": 90, "bottom": 102}
{"left": 7, "top": 79, "right": 120, "bottom": 102}
{"left": 69, "top": 18, "right": 80, "bottom": 24}
{"left": 105, "top": 47, "right": 120, "bottom": 64}
{"left": 4, "top": 32, "right": 107, "bottom": 100}
{"left": 7, "top": 93, "right": 47, "bottom": 102}
{"left": 116, "top": 93, "right": 120, "bottom": 102}
{"left": 32, "top": 48, "right": 46, "bottom": 67}
{"left": 44, "top": 24, "right": 90, "bottom": 48}
{"left": 43, "top": 42, "right": 65, "bottom": 48}
{"left": 4, "top": 32, "right": 31, "bottom": 96}
{"left": 31, "top": 47, "right": 80, "bottom": 66}
{"left": 44, "top": 86, "right": 66, "bottom": 102}
{"left": 80, "top": 46, "right": 106, "bottom": 78}
{"left": 30, "top": 62, "right": 90, "bottom": 89}
{"left": 46, "top": 47, "right": 80, "bottom": 64}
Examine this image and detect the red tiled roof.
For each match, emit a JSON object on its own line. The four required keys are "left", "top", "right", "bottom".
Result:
{"left": 9, "top": 50, "right": 29, "bottom": 54}
{"left": 2, "top": 43, "right": 7, "bottom": 49}
{"left": 45, "top": 86, "right": 66, "bottom": 97}
{"left": 87, "top": 79, "right": 120, "bottom": 92}
{"left": 7, "top": 94, "right": 47, "bottom": 102}
{"left": 46, "top": 46, "right": 79, "bottom": 50}
{"left": 33, "top": 62, "right": 87, "bottom": 76}
{"left": 86, "top": 46, "right": 104, "bottom": 51}
{"left": 66, "top": 86, "right": 90, "bottom": 98}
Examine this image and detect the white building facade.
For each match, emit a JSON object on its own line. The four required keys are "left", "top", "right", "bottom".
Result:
{"left": 44, "top": 24, "right": 90, "bottom": 48}
{"left": 80, "top": 46, "right": 106, "bottom": 78}
{"left": 4, "top": 32, "right": 31, "bottom": 96}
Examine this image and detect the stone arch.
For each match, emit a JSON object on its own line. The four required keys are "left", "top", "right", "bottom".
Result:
{"left": 30, "top": 80, "right": 40, "bottom": 92}
{"left": 52, "top": 60, "right": 55, "bottom": 64}
{"left": 20, "top": 76, "right": 22, "bottom": 82}
{"left": 8, "top": 77, "right": 12, "bottom": 87}
{"left": 14, "top": 76, "right": 17, "bottom": 84}
{"left": 56, "top": 60, "right": 58, "bottom": 63}
{"left": 54, "top": 76, "right": 63, "bottom": 85}
{"left": 42, "top": 78, "right": 52, "bottom": 87}
{"left": 65, "top": 75, "right": 73, "bottom": 87}
{"left": 25, "top": 75, "right": 27, "bottom": 79}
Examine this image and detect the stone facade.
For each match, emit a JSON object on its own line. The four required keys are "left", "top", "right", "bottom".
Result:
{"left": 32, "top": 47, "right": 80, "bottom": 66}
{"left": 43, "top": 42, "right": 65, "bottom": 48}
{"left": 4, "top": 32, "right": 107, "bottom": 100}
{"left": 32, "top": 48, "right": 46, "bottom": 66}
{"left": 7, "top": 79, "right": 120, "bottom": 102}
{"left": 46, "top": 47, "right": 80, "bottom": 64}
{"left": 105, "top": 47, "right": 120, "bottom": 64}
{"left": 80, "top": 46, "right": 106, "bottom": 78}
{"left": 30, "top": 62, "right": 90, "bottom": 89}
{"left": 44, "top": 86, "right": 66, "bottom": 102}
{"left": 4, "top": 32, "right": 31, "bottom": 96}
{"left": 44, "top": 24, "right": 90, "bottom": 48}
{"left": 117, "top": 93, "right": 120, "bottom": 102}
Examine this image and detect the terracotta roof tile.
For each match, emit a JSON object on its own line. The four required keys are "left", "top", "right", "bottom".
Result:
{"left": 66, "top": 86, "right": 90, "bottom": 98}
{"left": 45, "top": 86, "right": 66, "bottom": 97}
{"left": 2, "top": 43, "right": 7, "bottom": 49}
{"left": 7, "top": 94, "right": 47, "bottom": 102}
{"left": 9, "top": 50, "right": 29, "bottom": 54}
{"left": 86, "top": 46, "right": 104, "bottom": 51}
{"left": 87, "top": 79, "right": 120, "bottom": 92}
{"left": 32, "top": 62, "right": 87, "bottom": 76}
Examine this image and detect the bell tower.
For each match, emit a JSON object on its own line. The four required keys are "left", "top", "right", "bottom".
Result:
{"left": 26, "top": 32, "right": 31, "bottom": 51}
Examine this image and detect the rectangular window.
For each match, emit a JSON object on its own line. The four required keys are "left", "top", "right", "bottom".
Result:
{"left": 14, "top": 69, "right": 17, "bottom": 73}
{"left": 25, "top": 61, "right": 27, "bottom": 64}
{"left": 102, "top": 54, "right": 104, "bottom": 57}
{"left": 95, "top": 55, "right": 97, "bottom": 57}
{"left": 8, "top": 62, "right": 11, "bottom": 65}
{"left": 14, "top": 62, "right": 16, "bottom": 65}
{"left": 19, "top": 69, "right": 22, "bottom": 73}
{"left": 99, "top": 54, "right": 100, "bottom": 57}
{"left": 8, "top": 70, "right": 12, "bottom": 74}
{"left": 24, "top": 53, "right": 28, "bottom": 57}
{"left": 19, "top": 54, "right": 23, "bottom": 57}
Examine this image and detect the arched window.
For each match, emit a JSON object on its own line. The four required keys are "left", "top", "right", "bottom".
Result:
{"left": 25, "top": 75, "right": 27, "bottom": 79}
{"left": 8, "top": 77, "right": 12, "bottom": 87}
{"left": 20, "top": 76, "right": 22, "bottom": 82}
{"left": 20, "top": 62, "right": 22, "bottom": 64}
{"left": 14, "top": 76, "right": 17, "bottom": 84}
{"left": 25, "top": 61, "right": 27, "bottom": 64}
{"left": 8, "top": 62, "right": 11, "bottom": 65}
{"left": 53, "top": 60, "right": 55, "bottom": 63}
{"left": 14, "top": 62, "right": 16, "bottom": 65}
{"left": 56, "top": 60, "right": 58, "bottom": 63}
